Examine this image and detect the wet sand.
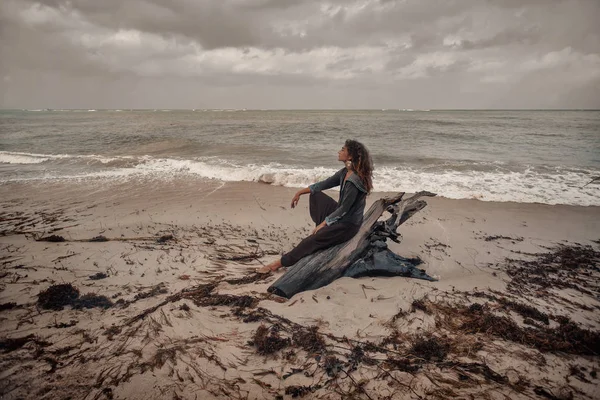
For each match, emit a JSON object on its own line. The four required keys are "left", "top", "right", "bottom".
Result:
{"left": 1, "top": 178, "right": 599, "bottom": 399}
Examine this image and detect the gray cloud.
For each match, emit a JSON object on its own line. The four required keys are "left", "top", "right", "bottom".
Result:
{"left": 1, "top": 0, "right": 599, "bottom": 109}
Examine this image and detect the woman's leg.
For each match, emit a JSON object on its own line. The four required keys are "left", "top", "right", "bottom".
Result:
{"left": 280, "top": 223, "right": 360, "bottom": 267}
{"left": 309, "top": 192, "right": 337, "bottom": 226}
{"left": 257, "top": 192, "right": 341, "bottom": 273}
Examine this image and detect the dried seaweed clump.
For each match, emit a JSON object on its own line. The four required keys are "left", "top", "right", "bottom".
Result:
{"left": 0, "top": 334, "right": 50, "bottom": 353}
{"left": 505, "top": 243, "right": 600, "bottom": 295}
{"left": 38, "top": 284, "right": 80, "bottom": 310}
{"left": 411, "top": 298, "right": 430, "bottom": 314}
{"left": 73, "top": 293, "right": 113, "bottom": 309}
{"left": 224, "top": 273, "right": 271, "bottom": 285}
{"left": 292, "top": 326, "right": 326, "bottom": 354}
{"left": 285, "top": 385, "right": 319, "bottom": 398}
{"left": 37, "top": 284, "right": 112, "bottom": 310}
{"left": 251, "top": 325, "right": 290, "bottom": 355}
{"left": 36, "top": 235, "right": 65, "bottom": 242}
{"left": 409, "top": 336, "right": 449, "bottom": 361}
{"left": 498, "top": 298, "right": 549, "bottom": 325}
{"left": 452, "top": 300, "right": 600, "bottom": 355}
{"left": 134, "top": 283, "right": 168, "bottom": 301}
{"left": 195, "top": 294, "right": 257, "bottom": 309}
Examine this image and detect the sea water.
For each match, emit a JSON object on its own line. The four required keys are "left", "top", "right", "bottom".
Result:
{"left": 1, "top": 109, "right": 598, "bottom": 206}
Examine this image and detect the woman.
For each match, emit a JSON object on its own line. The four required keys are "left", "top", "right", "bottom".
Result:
{"left": 257, "top": 139, "right": 373, "bottom": 273}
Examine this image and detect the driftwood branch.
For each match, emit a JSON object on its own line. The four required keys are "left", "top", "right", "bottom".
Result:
{"left": 268, "top": 191, "right": 437, "bottom": 298}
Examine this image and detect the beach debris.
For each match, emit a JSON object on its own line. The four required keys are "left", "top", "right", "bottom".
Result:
{"left": 483, "top": 234, "right": 524, "bottom": 242}
{"left": 224, "top": 273, "right": 271, "bottom": 285}
{"left": 269, "top": 191, "right": 437, "bottom": 298}
{"left": 89, "top": 272, "right": 109, "bottom": 280}
{"left": 504, "top": 243, "right": 600, "bottom": 298}
{"left": 73, "top": 293, "right": 113, "bottom": 309}
{"left": 133, "top": 283, "right": 168, "bottom": 301}
{"left": 88, "top": 235, "right": 109, "bottom": 242}
{"left": 411, "top": 298, "right": 430, "bottom": 314}
{"left": 250, "top": 325, "right": 290, "bottom": 355}
{"left": 4, "top": 223, "right": 597, "bottom": 400}
{"left": 37, "top": 284, "right": 112, "bottom": 310}
{"left": 285, "top": 385, "right": 318, "bottom": 398}
{"left": 0, "top": 334, "right": 50, "bottom": 353}
{"left": 409, "top": 336, "right": 449, "bottom": 361}
{"left": 217, "top": 248, "right": 264, "bottom": 263}
{"left": 103, "top": 326, "right": 122, "bottom": 340}
{"left": 52, "top": 320, "right": 78, "bottom": 329}
{"left": 0, "top": 302, "right": 20, "bottom": 311}
{"left": 194, "top": 294, "right": 257, "bottom": 309}
{"left": 52, "top": 253, "right": 79, "bottom": 263}
{"left": 36, "top": 235, "right": 66, "bottom": 242}
{"left": 292, "top": 326, "right": 326, "bottom": 354}
{"left": 37, "top": 284, "right": 80, "bottom": 310}
{"left": 424, "top": 297, "right": 600, "bottom": 356}
{"left": 156, "top": 234, "right": 174, "bottom": 243}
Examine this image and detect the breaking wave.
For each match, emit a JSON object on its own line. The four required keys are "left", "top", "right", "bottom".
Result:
{"left": 1, "top": 151, "right": 598, "bottom": 206}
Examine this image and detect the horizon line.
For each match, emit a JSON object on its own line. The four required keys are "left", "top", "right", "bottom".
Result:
{"left": 1, "top": 108, "right": 599, "bottom": 111}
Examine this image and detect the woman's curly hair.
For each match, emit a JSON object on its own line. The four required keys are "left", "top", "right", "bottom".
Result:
{"left": 345, "top": 139, "right": 373, "bottom": 193}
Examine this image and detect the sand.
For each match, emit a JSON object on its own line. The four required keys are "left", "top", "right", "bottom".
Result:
{"left": 0, "top": 178, "right": 599, "bottom": 400}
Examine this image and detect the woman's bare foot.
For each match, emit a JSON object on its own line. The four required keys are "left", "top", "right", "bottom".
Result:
{"left": 256, "top": 259, "right": 283, "bottom": 274}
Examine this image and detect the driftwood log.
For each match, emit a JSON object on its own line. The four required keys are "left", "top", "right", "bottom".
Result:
{"left": 268, "top": 191, "right": 437, "bottom": 299}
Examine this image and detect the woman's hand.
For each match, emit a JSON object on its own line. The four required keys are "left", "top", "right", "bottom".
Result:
{"left": 291, "top": 192, "right": 301, "bottom": 208}
{"left": 290, "top": 187, "right": 311, "bottom": 209}
{"left": 312, "top": 221, "right": 326, "bottom": 235}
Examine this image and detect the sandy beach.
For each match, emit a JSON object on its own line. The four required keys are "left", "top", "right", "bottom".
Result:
{"left": 1, "top": 178, "right": 599, "bottom": 400}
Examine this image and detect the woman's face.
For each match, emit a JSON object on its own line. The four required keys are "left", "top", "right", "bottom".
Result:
{"left": 338, "top": 146, "right": 351, "bottom": 162}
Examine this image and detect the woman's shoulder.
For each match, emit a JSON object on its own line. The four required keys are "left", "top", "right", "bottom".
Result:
{"left": 346, "top": 173, "right": 368, "bottom": 193}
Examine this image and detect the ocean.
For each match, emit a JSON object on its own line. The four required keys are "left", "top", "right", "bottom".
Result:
{"left": 1, "top": 109, "right": 598, "bottom": 206}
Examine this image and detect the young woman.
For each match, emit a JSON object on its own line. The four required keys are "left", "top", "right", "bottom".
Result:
{"left": 257, "top": 139, "right": 373, "bottom": 273}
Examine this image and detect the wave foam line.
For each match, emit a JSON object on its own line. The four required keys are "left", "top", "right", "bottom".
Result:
{"left": 1, "top": 153, "right": 598, "bottom": 206}
{"left": 0, "top": 151, "right": 129, "bottom": 165}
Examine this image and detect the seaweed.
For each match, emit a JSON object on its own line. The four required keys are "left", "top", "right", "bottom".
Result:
{"left": 36, "top": 235, "right": 66, "bottom": 242}
{"left": 37, "top": 284, "right": 80, "bottom": 310}
{"left": 411, "top": 298, "right": 430, "bottom": 314}
{"left": 88, "top": 235, "right": 109, "bottom": 242}
{"left": 156, "top": 234, "right": 174, "bottom": 243}
{"left": 285, "top": 385, "right": 320, "bottom": 398}
{"left": 292, "top": 326, "right": 326, "bottom": 354}
{"left": 250, "top": 325, "right": 290, "bottom": 355}
{"left": 89, "top": 272, "right": 109, "bottom": 280}
{"left": 409, "top": 336, "right": 449, "bottom": 362}
{"left": 0, "top": 302, "right": 20, "bottom": 311}
{"left": 37, "top": 284, "right": 112, "bottom": 310}
{"left": 224, "top": 273, "right": 271, "bottom": 285}
{"left": 0, "top": 334, "right": 50, "bottom": 352}
{"left": 497, "top": 297, "right": 550, "bottom": 325}
{"left": 73, "top": 293, "right": 113, "bottom": 310}
{"left": 194, "top": 294, "right": 257, "bottom": 309}
{"left": 134, "top": 284, "right": 168, "bottom": 301}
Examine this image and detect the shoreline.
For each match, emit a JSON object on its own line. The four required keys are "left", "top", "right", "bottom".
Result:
{"left": 1, "top": 178, "right": 599, "bottom": 399}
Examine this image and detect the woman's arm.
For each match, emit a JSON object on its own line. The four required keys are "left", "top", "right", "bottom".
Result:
{"left": 324, "top": 182, "right": 360, "bottom": 226}
{"left": 313, "top": 182, "right": 360, "bottom": 234}
{"left": 309, "top": 168, "right": 345, "bottom": 194}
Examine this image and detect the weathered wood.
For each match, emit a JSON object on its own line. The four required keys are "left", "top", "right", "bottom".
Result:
{"left": 268, "top": 191, "right": 436, "bottom": 298}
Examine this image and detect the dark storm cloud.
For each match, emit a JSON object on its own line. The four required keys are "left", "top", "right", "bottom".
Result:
{"left": 0, "top": 0, "right": 599, "bottom": 108}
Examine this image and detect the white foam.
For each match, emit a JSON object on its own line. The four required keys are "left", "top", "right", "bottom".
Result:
{"left": 0, "top": 151, "right": 122, "bottom": 165}
{"left": 2, "top": 153, "right": 598, "bottom": 206}
{"left": 130, "top": 158, "right": 599, "bottom": 206}
{"left": 0, "top": 152, "right": 49, "bottom": 164}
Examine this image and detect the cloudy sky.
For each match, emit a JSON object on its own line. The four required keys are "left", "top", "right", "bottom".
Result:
{"left": 1, "top": 0, "right": 599, "bottom": 109}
